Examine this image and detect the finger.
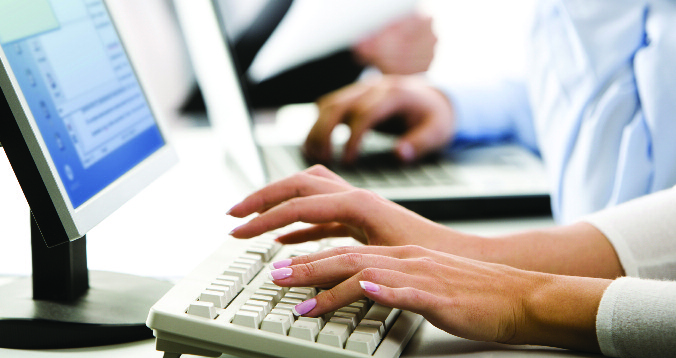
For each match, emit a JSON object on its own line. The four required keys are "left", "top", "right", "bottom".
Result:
{"left": 343, "top": 89, "right": 401, "bottom": 164}
{"left": 270, "top": 253, "right": 404, "bottom": 288}
{"left": 272, "top": 245, "right": 433, "bottom": 269}
{"left": 395, "top": 115, "right": 452, "bottom": 162}
{"left": 295, "top": 268, "right": 424, "bottom": 317}
{"left": 359, "top": 279, "right": 440, "bottom": 319}
{"left": 227, "top": 170, "right": 349, "bottom": 218}
{"left": 275, "top": 223, "right": 352, "bottom": 245}
{"left": 305, "top": 85, "right": 369, "bottom": 162}
{"left": 230, "top": 190, "right": 370, "bottom": 238}
{"left": 304, "top": 164, "right": 349, "bottom": 185}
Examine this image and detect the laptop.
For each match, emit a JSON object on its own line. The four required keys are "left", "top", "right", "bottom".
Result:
{"left": 174, "top": 0, "right": 551, "bottom": 220}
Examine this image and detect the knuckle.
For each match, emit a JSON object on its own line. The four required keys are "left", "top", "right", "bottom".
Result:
{"left": 401, "top": 245, "right": 426, "bottom": 256}
{"left": 307, "top": 164, "right": 330, "bottom": 175}
{"left": 359, "top": 267, "right": 381, "bottom": 282}
{"left": 412, "top": 256, "right": 438, "bottom": 270}
{"left": 339, "top": 253, "right": 364, "bottom": 270}
{"left": 320, "top": 288, "right": 340, "bottom": 307}
{"left": 350, "top": 188, "right": 380, "bottom": 203}
{"left": 297, "top": 261, "right": 318, "bottom": 278}
{"left": 403, "top": 287, "right": 429, "bottom": 307}
{"left": 330, "top": 246, "right": 355, "bottom": 257}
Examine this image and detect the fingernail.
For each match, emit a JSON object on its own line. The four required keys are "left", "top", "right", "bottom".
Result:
{"left": 292, "top": 298, "right": 317, "bottom": 316}
{"left": 397, "top": 142, "right": 415, "bottom": 162}
{"left": 268, "top": 267, "right": 293, "bottom": 281}
{"left": 228, "top": 225, "right": 241, "bottom": 236}
{"left": 360, "top": 281, "right": 380, "bottom": 293}
{"left": 269, "top": 258, "right": 292, "bottom": 270}
{"left": 226, "top": 204, "right": 238, "bottom": 216}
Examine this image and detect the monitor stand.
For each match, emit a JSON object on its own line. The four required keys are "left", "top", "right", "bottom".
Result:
{"left": 0, "top": 215, "right": 173, "bottom": 349}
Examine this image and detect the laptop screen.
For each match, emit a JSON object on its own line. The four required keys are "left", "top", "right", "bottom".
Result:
{"left": 0, "top": 0, "right": 165, "bottom": 208}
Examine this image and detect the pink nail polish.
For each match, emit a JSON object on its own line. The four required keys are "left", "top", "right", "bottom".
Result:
{"left": 359, "top": 281, "right": 380, "bottom": 293}
{"left": 292, "top": 298, "right": 317, "bottom": 316}
{"left": 268, "top": 267, "right": 293, "bottom": 281}
{"left": 269, "top": 258, "right": 293, "bottom": 270}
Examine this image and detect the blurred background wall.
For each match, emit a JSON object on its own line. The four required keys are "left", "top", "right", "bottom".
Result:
{"left": 104, "top": 0, "right": 538, "bottom": 118}
{"left": 420, "top": 0, "right": 537, "bottom": 86}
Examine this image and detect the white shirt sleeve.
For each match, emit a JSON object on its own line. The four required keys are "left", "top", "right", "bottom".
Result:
{"left": 596, "top": 277, "right": 676, "bottom": 357}
{"left": 583, "top": 186, "right": 676, "bottom": 279}
{"left": 583, "top": 186, "right": 676, "bottom": 357}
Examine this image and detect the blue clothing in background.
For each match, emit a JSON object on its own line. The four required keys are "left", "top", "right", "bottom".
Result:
{"left": 441, "top": 0, "right": 676, "bottom": 224}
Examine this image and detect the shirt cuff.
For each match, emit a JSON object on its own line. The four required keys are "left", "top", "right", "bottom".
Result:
{"left": 596, "top": 276, "right": 676, "bottom": 358}
{"left": 430, "top": 79, "right": 537, "bottom": 150}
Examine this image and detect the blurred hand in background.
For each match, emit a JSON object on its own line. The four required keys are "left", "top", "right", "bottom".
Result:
{"left": 304, "top": 75, "right": 455, "bottom": 164}
{"left": 353, "top": 13, "right": 437, "bottom": 75}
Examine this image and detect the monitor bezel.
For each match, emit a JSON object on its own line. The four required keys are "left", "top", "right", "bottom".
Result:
{"left": 0, "top": 3, "right": 177, "bottom": 246}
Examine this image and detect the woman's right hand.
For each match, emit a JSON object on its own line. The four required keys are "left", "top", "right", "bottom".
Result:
{"left": 267, "top": 245, "right": 610, "bottom": 353}
{"left": 228, "top": 165, "right": 474, "bottom": 252}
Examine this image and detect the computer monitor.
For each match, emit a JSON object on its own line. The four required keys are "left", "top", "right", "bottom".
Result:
{"left": 0, "top": 0, "right": 177, "bottom": 349}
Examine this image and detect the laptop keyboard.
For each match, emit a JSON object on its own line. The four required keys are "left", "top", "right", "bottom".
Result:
{"left": 283, "top": 146, "right": 456, "bottom": 189}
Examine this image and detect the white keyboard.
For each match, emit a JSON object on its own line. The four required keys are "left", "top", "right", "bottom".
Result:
{"left": 146, "top": 230, "right": 423, "bottom": 358}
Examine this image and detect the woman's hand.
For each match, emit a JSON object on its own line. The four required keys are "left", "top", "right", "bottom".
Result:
{"left": 267, "top": 245, "right": 611, "bottom": 353}
{"left": 228, "top": 165, "right": 475, "bottom": 252}
{"left": 303, "top": 76, "right": 455, "bottom": 164}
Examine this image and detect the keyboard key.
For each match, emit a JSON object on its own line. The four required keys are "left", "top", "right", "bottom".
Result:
{"left": 239, "top": 304, "right": 266, "bottom": 323}
{"left": 279, "top": 297, "right": 302, "bottom": 305}
{"left": 329, "top": 315, "right": 356, "bottom": 332}
{"left": 246, "top": 246, "right": 272, "bottom": 262}
{"left": 256, "top": 288, "right": 282, "bottom": 303}
{"left": 230, "top": 262, "right": 257, "bottom": 279}
{"left": 245, "top": 299, "right": 272, "bottom": 315}
{"left": 337, "top": 306, "right": 362, "bottom": 320}
{"left": 356, "top": 323, "right": 382, "bottom": 338}
{"left": 364, "top": 304, "right": 400, "bottom": 331}
{"left": 348, "top": 301, "right": 369, "bottom": 318}
{"left": 283, "top": 292, "right": 307, "bottom": 301}
{"left": 288, "top": 287, "right": 316, "bottom": 300}
{"left": 291, "top": 242, "right": 322, "bottom": 256}
{"left": 260, "top": 314, "right": 292, "bottom": 335}
{"left": 346, "top": 332, "right": 378, "bottom": 355}
{"left": 273, "top": 303, "right": 296, "bottom": 314}
{"left": 187, "top": 301, "right": 217, "bottom": 319}
{"left": 232, "top": 310, "right": 260, "bottom": 328}
{"left": 317, "top": 322, "right": 350, "bottom": 348}
{"left": 199, "top": 291, "right": 228, "bottom": 309}
{"left": 298, "top": 316, "right": 324, "bottom": 330}
{"left": 205, "top": 285, "right": 234, "bottom": 303}
{"left": 239, "top": 253, "right": 264, "bottom": 267}
{"left": 359, "top": 319, "right": 385, "bottom": 337}
{"left": 215, "top": 275, "right": 243, "bottom": 292}
{"left": 289, "top": 320, "right": 320, "bottom": 341}
{"left": 223, "top": 267, "right": 250, "bottom": 283}
{"left": 263, "top": 280, "right": 289, "bottom": 293}
{"left": 249, "top": 294, "right": 275, "bottom": 308}
{"left": 270, "top": 308, "right": 295, "bottom": 323}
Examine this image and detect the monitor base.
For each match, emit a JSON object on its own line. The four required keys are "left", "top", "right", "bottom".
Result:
{"left": 0, "top": 271, "right": 173, "bottom": 349}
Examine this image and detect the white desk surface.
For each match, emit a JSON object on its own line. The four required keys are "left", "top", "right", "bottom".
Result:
{"left": 0, "top": 119, "right": 599, "bottom": 357}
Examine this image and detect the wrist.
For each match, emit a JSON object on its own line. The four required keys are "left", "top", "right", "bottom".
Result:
{"left": 517, "top": 274, "right": 612, "bottom": 352}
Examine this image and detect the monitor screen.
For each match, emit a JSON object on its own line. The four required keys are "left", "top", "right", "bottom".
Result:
{"left": 0, "top": 0, "right": 165, "bottom": 208}
{"left": 0, "top": 0, "right": 178, "bottom": 348}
